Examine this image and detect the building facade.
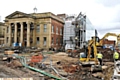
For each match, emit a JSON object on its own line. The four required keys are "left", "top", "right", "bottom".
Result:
{"left": 4, "top": 11, "right": 64, "bottom": 49}
{"left": 57, "top": 14, "right": 76, "bottom": 50}
{"left": 73, "top": 12, "right": 96, "bottom": 49}
{"left": 0, "top": 22, "right": 5, "bottom": 45}
{"left": 58, "top": 13, "right": 95, "bottom": 49}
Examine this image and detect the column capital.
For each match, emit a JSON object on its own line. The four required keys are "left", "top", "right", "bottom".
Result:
{"left": 26, "top": 21, "right": 30, "bottom": 24}
{"left": 20, "top": 22, "right": 23, "bottom": 24}
{"left": 7, "top": 23, "right": 10, "bottom": 25}
{"left": 14, "top": 22, "right": 17, "bottom": 26}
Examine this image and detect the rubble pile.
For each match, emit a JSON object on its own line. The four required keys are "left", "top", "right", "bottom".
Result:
{"left": 98, "top": 48, "right": 114, "bottom": 62}
{"left": 67, "top": 47, "right": 114, "bottom": 62}
{"left": 0, "top": 50, "right": 115, "bottom": 80}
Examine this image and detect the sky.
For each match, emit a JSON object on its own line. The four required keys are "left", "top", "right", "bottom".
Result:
{"left": 0, "top": 0, "right": 120, "bottom": 40}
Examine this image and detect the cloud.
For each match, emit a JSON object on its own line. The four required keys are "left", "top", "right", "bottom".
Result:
{"left": 85, "top": 0, "right": 120, "bottom": 40}
{"left": 95, "top": 22, "right": 120, "bottom": 30}
{"left": 0, "top": 0, "right": 120, "bottom": 42}
{"left": 95, "top": 0, "right": 120, "bottom": 7}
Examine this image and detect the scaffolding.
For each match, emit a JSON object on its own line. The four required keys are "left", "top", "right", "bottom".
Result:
{"left": 73, "top": 12, "right": 95, "bottom": 49}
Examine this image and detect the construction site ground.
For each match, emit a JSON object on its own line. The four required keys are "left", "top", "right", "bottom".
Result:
{"left": 0, "top": 49, "right": 115, "bottom": 80}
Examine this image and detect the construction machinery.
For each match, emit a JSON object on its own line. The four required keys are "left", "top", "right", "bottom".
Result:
{"left": 98, "top": 33, "right": 117, "bottom": 47}
{"left": 79, "top": 32, "right": 118, "bottom": 65}
{"left": 79, "top": 36, "right": 99, "bottom": 65}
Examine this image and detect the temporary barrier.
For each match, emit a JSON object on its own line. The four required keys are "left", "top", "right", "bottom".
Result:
{"left": 13, "top": 55, "right": 64, "bottom": 80}
{"left": 31, "top": 55, "right": 43, "bottom": 63}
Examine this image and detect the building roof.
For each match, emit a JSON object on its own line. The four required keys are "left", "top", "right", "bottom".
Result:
{"left": 5, "top": 11, "right": 64, "bottom": 23}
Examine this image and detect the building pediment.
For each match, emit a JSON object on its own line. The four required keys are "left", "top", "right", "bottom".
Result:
{"left": 6, "top": 11, "right": 33, "bottom": 19}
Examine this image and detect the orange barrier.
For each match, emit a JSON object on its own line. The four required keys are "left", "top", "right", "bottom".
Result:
{"left": 30, "top": 55, "right": 43, "bottom": 63}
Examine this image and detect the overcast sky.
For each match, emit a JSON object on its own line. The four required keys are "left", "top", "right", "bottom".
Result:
{"left": 0, "top": 0, "right": 120, "bottom": 40}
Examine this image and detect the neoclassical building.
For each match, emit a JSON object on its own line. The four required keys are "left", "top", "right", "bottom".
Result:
{"left": 4, "top": 11, "right": 64, "bottom": 49}
{"left": 0, "top": 22, "right": 5, "bottom": 45}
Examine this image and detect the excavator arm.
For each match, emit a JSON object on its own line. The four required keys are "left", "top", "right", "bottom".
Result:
{"left": 86, "top": 39, "right": 98, "bottom": 64}
{"left": 99, "top": 33, "right": 117, "bottom": 46}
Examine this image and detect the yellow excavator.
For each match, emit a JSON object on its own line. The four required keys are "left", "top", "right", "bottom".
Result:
{"left": 79, "top": 32, "right": 120, "bottom": 71}
{"left": 80, "top": 32, "right": 118, "bottom": 64}
{"left": 98, "top": 33, "right": 117, "bottom": 47}
{"left": 79, "top": 36, "right": 103, "bottom": 72}
{"left": 79, "top": 36, "right": 99, "bottom": 65}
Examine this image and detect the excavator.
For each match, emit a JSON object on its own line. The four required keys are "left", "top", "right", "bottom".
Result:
{"left": 79, "top": 35, "right": 103, "bottom": 72}
{"left": 80, "top": 33, "right": 120, "bottom": 64}
{"left": 79, "top": 32, "right": 120, "bottom": 71}
{"left": 79, "top": 36, "right": 99, "bottom": 65}
{"left": 98, "top": 33, "right": 117, "bottom": 47}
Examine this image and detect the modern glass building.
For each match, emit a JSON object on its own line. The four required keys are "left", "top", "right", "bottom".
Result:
{"left": 61, "top": 13, "right": 96, "bottom": 50}
{"left": 86, "top": 16, "right": 96, "bottom": 41}
{"left": 73, "top": 12, "right": 96, "bottom": 48}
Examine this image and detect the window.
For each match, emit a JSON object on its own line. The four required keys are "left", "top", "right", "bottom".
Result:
{"left": 56, "top": 38, "right": 58, "bottom": 45}
{"left": 52, "top": 25, "right": 54, "bottom": 33}
{"left": 51, "top": 37, "right": 54, "bottom": 45}
{"left": 56, "top": 27, "right": 58, "bottom": 34}
{"left": 43, "top": 37, "right": 47, "bottom": 46}
{"left": 12, "top": 37, "right": 14, "bottom": 43}
{"left": 6, "top": 37, "right": 8, "bottom": 43}
{"left": 36, "top": 37, "right": 40, "bottom": 44}
{"left": 60, "top": 28, "right": 62, "bottom": 35}
{"left": 44, "top": 24, "right": 47, "bottom": 32}
{"left": 36, "top": 25, "right": 40, "bottom": 32}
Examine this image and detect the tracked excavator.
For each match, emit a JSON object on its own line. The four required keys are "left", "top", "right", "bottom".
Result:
{"left": 79, "top": 32, "right": 118, "bottom": 63}
{"left": 79, "top": 36, "right": 99, "bottom": 65}
{"left": 79, "top": 32, "right": 120, "bottom": 71}
{"left": 79, "top": 35, "right": 103, "bottom": 72}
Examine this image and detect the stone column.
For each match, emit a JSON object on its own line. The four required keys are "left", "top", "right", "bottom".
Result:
{"left": 20, "top": 22, "right": 23, "bottom": 46}
{"left": 27, "top": 22, "right": 30, "bottom": 47}
{"left": 14, "top": 23, "right": 17, "bottom": 43}
{"left": 4, "top": 25, "right": 7, "bottom": 45}
{"left": 33, "top": 23, "right": 35, "bottom": 46}
{"left": 9, "top": 24, "right": 11, "bottom": 46}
